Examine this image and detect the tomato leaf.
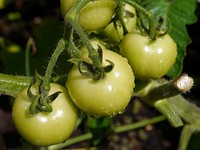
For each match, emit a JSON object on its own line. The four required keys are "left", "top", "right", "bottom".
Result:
{"left": 87, "top": 116, "right": 112, "bottom": 146}
{"left": 140, "top": 0, "right": 197, "bottom": 78}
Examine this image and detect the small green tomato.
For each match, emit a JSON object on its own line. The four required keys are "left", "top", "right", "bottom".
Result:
{"left": 120, "top": 32, "right": 177, "bottom": 80}
{"left": 12, "top": 83, "right": 78, "bottom": 146}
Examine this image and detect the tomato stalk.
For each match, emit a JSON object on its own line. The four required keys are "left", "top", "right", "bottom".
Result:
{"left": 138, "top": 74, "right": 194, "bottom": 127}
{"left": 40, "top": 38, "right": 66, "bottom": 93}
{"left": 0, "top": 73, "right": 31, "bottom": 97}
{"left": 25, "top": 37, "right": 36, "bottom": 76}
{"left": 120, "top": 0, "right": 164, "bottom": 40}
{"left": 64, "top": 0, "right": 107, "bottom": 79}
{"left": 28, "top": 38, "right": 66, "bottom": 113}
{"left": 117, "top": 1, "right": 129, "bottom": 35}
{"left": 141, "top": 74, "right": 194, "bottom": 102}
{"left": 67, "top": 28, "right": 81, "bottom": 58}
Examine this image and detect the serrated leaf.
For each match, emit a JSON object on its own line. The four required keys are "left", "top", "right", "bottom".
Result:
{"left": 141, "top": 0, "right": 197, "bottom": 78}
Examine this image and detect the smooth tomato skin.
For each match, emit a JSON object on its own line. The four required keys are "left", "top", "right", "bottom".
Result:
{"left": 60, "top": 0, "right": 76, "bottom": 17}
{"left": 12, "top": 83, "right": 78, "bottom": 146}
{"left": 120, "top": 32, "right": 177, "bottom": 80}
{"left": 66, "top": 50, "right": 135, "bottom": 117}
{"left": 60, "top": 0, "right": 117, "bottom": 33}
{"left": 101, "top": 3, "right": 137, "bottom": 42}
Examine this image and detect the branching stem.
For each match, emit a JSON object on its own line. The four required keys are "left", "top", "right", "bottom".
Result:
{"left": 120, "top": 0, "right": 155, "bottom": 39}
{"left": 65, "top": 0, "right": 102, "bottom": 70}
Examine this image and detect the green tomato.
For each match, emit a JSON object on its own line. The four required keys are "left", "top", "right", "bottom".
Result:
{"left": 120, "top": 32, "right": 177, "bottom": 80}
{"left": 66, "top": 49, "right": 135, "bottom": 117}
{"left": 60, "top": 0, "right": 117, "bottom": 33}
{"left": 79, "top": 38, "right": 108, "bottom": 52}
{"left": 60, "top": 0, "right": 76, "bottom": 16}
{"left": 12, "top": 83, "right": 78, "bottom": 146}
{"left": 101, "top": 3, "right": 137, "bottom": 42}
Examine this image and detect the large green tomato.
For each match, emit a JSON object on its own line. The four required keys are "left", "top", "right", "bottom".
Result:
{"left": 66, "top": 49, "right": 135, "bottom": 117}
{"left": 60, "top": 0, "right": 117, "bottom": 33}
{"left": 101, "top": 3, "right": 137, "bottom": 42}
{"left": 12, "top": 83, "right": 78, "bottom": 146}
{"left": 120, "top": 32, "right": 177, "bottom": 80}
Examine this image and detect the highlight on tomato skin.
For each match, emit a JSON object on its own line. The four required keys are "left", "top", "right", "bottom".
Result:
{"left": 66, "top": 49, "right": 135, "bottom": 118}
{"left": 120, "top": 31, "right": 177, "bottom": 80}
{"left": 60, "top": 0, "right": 117, "bottom": 33}
{"left": 12, "top": 83, "right": 78, "bottom": 146}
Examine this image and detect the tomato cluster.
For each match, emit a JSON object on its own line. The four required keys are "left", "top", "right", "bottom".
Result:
{"left": 12, "top": 0, "right": 178, "bottom": 147}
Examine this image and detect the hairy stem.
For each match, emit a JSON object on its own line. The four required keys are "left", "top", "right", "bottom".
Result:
{"left": 0, "top": 73, "right": 31, "bottom": 97}
{"left": 65, "top": 0, "right": 102, "bottom": 70}
{"left": 40, "top": 38, "right": 66, "bottom": 94}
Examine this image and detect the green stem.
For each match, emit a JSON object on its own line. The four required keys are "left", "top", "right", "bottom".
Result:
{"left": 154, "top": 99, "right": 183, "bottom": 127}
{"left": 25, "top": 37, "right": 36, "bottom": 76}
{"left": 47, "top": 133, "right": 93, "bottom": 150}
{"left": 47, "top": 115, "right": 165, "bottom": 149}
{"left": 40, "top": 38, "right": 66, "bottom": 93}
{"left": 169, "top": 95, "right": 200, "bottom": 125}
{"left": 137, "top": 74, "right": 193, "bottom": 127}
{"left": 139, "top": 74, "right": 194, "bottom": 104}
{"left": 68, "top": 28, "right": 81, "bottom": 58}
{"left": 113, "top": 115, "right": 165, "bottom": 133}
{"left": 118, "top": 2, "right": 128, "bottom": 35}
{"left": 25, "top": 39, "right": 31, "bottom": 76}
{"left": 0, "top": 73, "right": 31, "bottom": 97}
{"left": 120, "top": 0, "right": 155, "bottom": 38}
{"left": 178, "top": 125, "right": 199, "bottom": 150}
{"left": 65, "top": 0, "right": 102, "bottom": 70}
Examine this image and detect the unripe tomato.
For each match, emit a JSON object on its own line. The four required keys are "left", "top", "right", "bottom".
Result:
{"left": 79, "top": 38, "right": 108, "bottom": 52}
{"left": 120, "top": 32, "right": 177, "bottom": 80}
{"left": 66, "top": 49, "right": 135, "bottom": 117}
{"left": 60, "top": 0, "right": 117, "bottom": 33}
{"left": 101, "top": 3, "right": 137, "bottom": 42}
{"left": 60, "top": 0, "right": 75, "bottom": 16}
{"left": 12, "top": 83, "right": 78, "bottom": 146}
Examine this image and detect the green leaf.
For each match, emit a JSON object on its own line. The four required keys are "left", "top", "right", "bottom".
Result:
{"left": 141, "top": 0, "right": 197, "bottom": 78}
{"left": 87, "top": 116, "right": 112, "bottom": 146}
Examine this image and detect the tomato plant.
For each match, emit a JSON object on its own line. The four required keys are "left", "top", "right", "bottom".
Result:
{"left": 60, "top": 0, "right": 117, "bottom": 33}
{"left": 12, "top": 83, "right": 78, "bottom": 146}
{"left": 120, "top": 31, "right": 177, "bottom": 80}
{"left": 0, "top": 0, "right": 199, "bottom": 149}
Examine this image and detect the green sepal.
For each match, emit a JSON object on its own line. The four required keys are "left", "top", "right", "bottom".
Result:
{"left": 103, "top": 59, "right": 114, "bottom": 73}
{"left": 78, "top": 61, "right": 97, "bottom": 79}
{"left": 47, "top": 91, "right": 62, "bottom": 103}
